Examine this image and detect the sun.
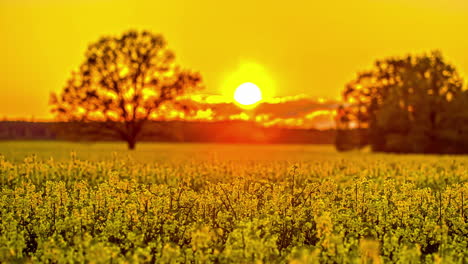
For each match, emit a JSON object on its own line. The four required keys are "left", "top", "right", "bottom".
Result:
{"left": 234, "top": 82, "right": 262, "bottom": 107}
{"left": 221, "top": 62, "right": 275, "bottom": 106}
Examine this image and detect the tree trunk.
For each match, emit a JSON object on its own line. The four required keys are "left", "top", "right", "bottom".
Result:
{"left": 127, "top": 138, "right": 136, "bottom": 150}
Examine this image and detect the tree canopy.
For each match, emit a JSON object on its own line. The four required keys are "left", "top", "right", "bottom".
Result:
{"left": 336, "top": 51, "right": 468, "bottom": 153}
{"left": 50, "top": 30, "right": 202, "bottom": 149}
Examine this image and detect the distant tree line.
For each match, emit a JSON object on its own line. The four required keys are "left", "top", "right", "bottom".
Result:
{"left": 0, "top": 121, "right": 338, "bottom": 144}
{"left": 0, "top": 122, "right": 55, "bottom": 140}
{"left": 336, "top": 51, "right": 468, "bottom": 154}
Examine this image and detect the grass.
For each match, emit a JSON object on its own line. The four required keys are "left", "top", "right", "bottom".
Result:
{"left": 0, "top": 141, "right": 339, "bottom": 162}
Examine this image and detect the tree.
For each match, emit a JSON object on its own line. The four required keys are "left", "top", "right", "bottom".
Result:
{"left": 50, "top": 30, "right": 202, "bottom": 149}
{"left": 337, "top": 51, "right": 468, "bottom": 153}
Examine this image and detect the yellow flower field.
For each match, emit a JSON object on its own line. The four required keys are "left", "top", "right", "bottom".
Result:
{"left": 0, "top": 142, "right": 467, "bottom": 263}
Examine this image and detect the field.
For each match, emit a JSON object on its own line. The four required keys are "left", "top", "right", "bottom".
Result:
{"left": 0, "top": 142, "right": 467, "bottom": 263}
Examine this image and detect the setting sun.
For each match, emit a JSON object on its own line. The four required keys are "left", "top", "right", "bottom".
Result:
{"left": 234, "top": 82, "right": 262, "bottom": 107}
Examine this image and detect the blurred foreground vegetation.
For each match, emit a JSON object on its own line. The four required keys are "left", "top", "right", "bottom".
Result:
{"left": 0, "top": 142, "right": 467, "bottom": 263}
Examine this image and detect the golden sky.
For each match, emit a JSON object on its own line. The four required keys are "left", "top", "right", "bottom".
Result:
{"left": 1, "top": 0, "right": 468, "bottom": 120}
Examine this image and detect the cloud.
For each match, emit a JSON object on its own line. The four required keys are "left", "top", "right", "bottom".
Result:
{"left": 158, "top": 94, "right": 339, "bottom": 129}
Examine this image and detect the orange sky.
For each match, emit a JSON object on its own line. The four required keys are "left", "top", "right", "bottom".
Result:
{"left": 1, "top": 0, "right": 468, "bottom": 120}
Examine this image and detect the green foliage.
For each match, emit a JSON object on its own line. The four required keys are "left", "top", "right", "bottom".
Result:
{"left": 0, "top": 144, "right": 467, "bottom": 263}
{"left": 337, "top": 51, "right": 468, "bottom": 153}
